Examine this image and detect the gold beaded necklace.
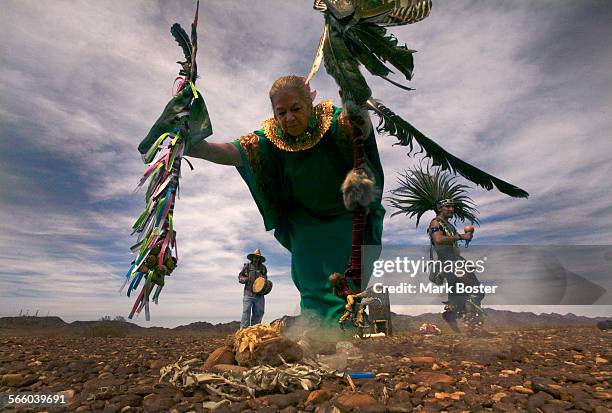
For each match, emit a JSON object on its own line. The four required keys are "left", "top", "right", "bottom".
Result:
{"left": 262, "top": 100, "right": 334, "bottom": 152}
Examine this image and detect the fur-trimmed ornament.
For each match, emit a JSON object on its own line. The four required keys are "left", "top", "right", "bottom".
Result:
{"left": 341, "top": 167, "right": 379, "bottom": 211}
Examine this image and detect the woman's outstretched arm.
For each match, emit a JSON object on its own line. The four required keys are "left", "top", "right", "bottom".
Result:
{"left": 186, "top": 140, "right": 242, "bottom": 166}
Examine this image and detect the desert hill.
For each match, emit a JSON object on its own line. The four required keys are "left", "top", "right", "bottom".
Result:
{"left": 0, "top": 309, "right": 607, "bottom": 336}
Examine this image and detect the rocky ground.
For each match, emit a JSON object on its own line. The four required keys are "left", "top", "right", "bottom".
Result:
{"left": 1, "top": 326, "right": 611, "bottom": 413}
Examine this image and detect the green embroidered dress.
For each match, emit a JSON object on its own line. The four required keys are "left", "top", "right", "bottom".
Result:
{"left": 232, "top": 100, "right": 385, "bottom": 324}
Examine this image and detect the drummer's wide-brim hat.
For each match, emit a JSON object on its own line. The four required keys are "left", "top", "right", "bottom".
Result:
{"left": 247, "top": 248, "right": 266, "bottom": 262}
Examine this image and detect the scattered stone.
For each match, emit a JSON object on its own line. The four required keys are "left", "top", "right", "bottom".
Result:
{"left": 99, "top": 371, "right": 115, "bottom": 380}
{"left": 1, "top": 373, "right": 24, "bottom": 386}
{"left": 130, "top": 384, "right": 155, "bottom": 396}
{"left": 58, "top": 389, "right": 76, "bottom": 401}
{"left": 410, "top": 372, "right": 455, "bottom": 386}
{"left": 249, "top": 390, "right": 309, "bottom": 409}
{"left": 203, "top": 346, "right": 236, "bottom": 370}
{"left": 210, "top": 363, "right": 248, "bottom": 376}
{"left": 142, "top": 393, "right": 175, "bottom": 412}
{"left": 409, "top": 356, "right": 436, "bottom": 364}
{"left": 544, "top": 399, "right": 574, "bottom": 410}
{"left": 307, "top": 389, "right": 332, "bottom": 405}
{"left": 387, "top": 404, "right": 412, "bottom": 413}
{"left": 248, "top": 337, "right": 304, "bottom": 367}
{"left": 511, "top": 385, "right": 534, "bottom": 394}
{"left": 434, "top": 391, "right": 465, "bottom": 400}
{"left": 202, "top": 399, "right": 231, "bottom": 410}
{"left": 103, "top": 404, "right": 121, "bottom": 413}
{"left": 148, "top": 359, "right": 168, "bottom": 371}
{"left": 532, "top": 378, "right": 561, "bottom": 399}
{"left": 527, "top": 391, "right": 554, "bottom": 409}
{"left": 109, "top": 393, "right": 143, "bottom": 408}
{"left": 90, "top": 400, "right": 106, "bottom": 410}
{"left": 334, "top": 393, "right": 386, "bottom": 412}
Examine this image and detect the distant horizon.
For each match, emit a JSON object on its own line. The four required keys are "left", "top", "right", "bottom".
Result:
{"left": 2, "top": 305, "right": 610, "bottom": 329}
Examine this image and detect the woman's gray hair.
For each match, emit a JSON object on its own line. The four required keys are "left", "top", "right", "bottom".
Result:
{"left": 269, "top": 75, "right": 313, "bottom": 106}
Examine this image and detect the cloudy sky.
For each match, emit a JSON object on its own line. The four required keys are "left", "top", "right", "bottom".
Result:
{"left": 1, "top": 0, "right": 610, "bottom": 327}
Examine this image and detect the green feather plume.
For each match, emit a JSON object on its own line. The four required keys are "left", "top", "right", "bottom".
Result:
{"left": 388, "top": 167, "right": 480, "bottom": 227}
{"left": 189, "top": 0, "right": 199, "bottom": 81}
{"left": 350, "top": 23, "right": 415, "bottom": 81}
{"left": 170, "top": 23, "right": 192, "bottom": 62}
{"left": 323, "top": 16, "right": 372, "bottom": 105}
{"left": 367, "top": 99, "right": 529, "bottom": 199}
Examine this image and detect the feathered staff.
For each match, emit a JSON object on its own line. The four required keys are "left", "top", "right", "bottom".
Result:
{"left": 311, "top": 1, "right": 526, "bottom": 301}
{"left": 311, "top": 0, "right": 528, "bottom": 198}
{"left": 121, "top": 1, "right": 212, "bottom": 321}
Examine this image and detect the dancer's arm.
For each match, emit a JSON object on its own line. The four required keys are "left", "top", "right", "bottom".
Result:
{"left": 186, "top": 140, "right": 242, "bottom": 166}
{"left": 429, "top": 220, "right": 473, "bottom": 245}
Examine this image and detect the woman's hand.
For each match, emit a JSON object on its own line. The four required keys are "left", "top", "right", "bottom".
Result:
{"left": 186, "top": 140, "right": 242, "bottom": 166}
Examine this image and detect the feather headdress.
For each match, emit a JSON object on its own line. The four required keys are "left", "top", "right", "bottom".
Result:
{"left": 387, "top": 167, "right": 480, "bottom": 227}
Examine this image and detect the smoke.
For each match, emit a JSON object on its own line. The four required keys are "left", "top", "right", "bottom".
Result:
{"left": 274, "top": 313, "right": 349, "bottom": 356}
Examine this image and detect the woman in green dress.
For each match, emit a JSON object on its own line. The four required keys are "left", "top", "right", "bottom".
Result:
{"left": 186, "top": 76, "right": 384, "bottom": 326}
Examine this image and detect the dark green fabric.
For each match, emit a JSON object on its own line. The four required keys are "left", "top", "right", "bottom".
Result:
{"left": 138, "top": 86, "right": 212, "bottom": 155}
{"left": 187, "top": 93, "right": 213, "bottom": 151}
{"left": 233, "top": 107, "right": 385, "bottom": 325}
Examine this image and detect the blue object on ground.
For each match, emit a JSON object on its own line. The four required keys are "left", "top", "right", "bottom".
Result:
{"left": 346, "top": 371, "right": 376, "bottom": 379}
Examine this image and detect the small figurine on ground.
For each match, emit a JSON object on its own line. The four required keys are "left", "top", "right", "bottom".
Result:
{"left": 330, "top": 272, "right": 381, "bottom": 336}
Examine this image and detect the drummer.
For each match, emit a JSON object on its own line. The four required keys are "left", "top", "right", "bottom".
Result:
{"left": 238, "top": 249, "right": 268, "bottom": 328}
